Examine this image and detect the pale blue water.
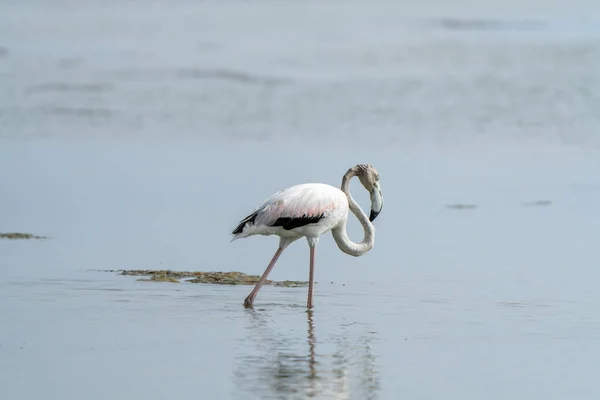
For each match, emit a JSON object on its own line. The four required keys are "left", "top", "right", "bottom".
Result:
{"left": 1, "top": 1, "right": 600, "bottom": 399}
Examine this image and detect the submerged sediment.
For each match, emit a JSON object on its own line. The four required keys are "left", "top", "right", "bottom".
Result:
{"left": 0, "top": 232, "right": 47, "bottom": 240}
{"left": 111, "top": 269, "right": 308, "bottom": 287}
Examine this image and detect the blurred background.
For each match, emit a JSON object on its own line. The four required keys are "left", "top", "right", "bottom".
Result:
{"left": 1, "top": 1, "right": 600, "bottom": 399}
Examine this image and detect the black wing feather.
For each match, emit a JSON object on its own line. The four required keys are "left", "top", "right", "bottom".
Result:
{"left": 232, "top": 211, "right": 258, "bottom": 235}
{"left": 271, "top": 214, "right": 324, "bottom": 230}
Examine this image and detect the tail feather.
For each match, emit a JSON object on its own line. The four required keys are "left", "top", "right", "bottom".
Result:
{"left": 231, "top": 211, "right": 259, "bottom": 241}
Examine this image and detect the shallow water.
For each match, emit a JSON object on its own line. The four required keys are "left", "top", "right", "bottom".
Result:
{"left": 2, "top": 0, "right": 600, "bottom": 399}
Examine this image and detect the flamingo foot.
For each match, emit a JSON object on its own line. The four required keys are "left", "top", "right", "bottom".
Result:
{"left": 244, "top": 295, "right": 255, "bottom": 308}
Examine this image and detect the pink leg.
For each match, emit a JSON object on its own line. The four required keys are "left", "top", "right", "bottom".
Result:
{"left": 244, "top": 246, "right": 285, "bottom": 307}
{"left": 307, "top": 246, "right": 316, "bottom": 309}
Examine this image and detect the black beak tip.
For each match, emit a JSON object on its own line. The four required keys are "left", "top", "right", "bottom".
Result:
{"left": 369, "top": 210, "right": 380, "bottom": 222}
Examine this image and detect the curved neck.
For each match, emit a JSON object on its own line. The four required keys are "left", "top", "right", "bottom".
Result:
{"left": 331, "top": 167, "right": 375, "bottom": 257}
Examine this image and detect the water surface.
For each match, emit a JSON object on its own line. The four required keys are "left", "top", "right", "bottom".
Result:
{"left": 2, "top": 1, "right": 600, "bottom": 399}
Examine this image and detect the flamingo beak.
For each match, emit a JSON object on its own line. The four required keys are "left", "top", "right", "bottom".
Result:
{"left": 369, "top": 184, "right": 383, "bottom": 222}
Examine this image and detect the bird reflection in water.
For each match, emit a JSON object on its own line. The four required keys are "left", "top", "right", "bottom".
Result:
{"left": 234, "top": 308, "right": 380, "bottom": 399}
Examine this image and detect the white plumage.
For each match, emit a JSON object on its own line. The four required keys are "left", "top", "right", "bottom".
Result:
{"left": 231, "top": 164, "right": 383, "bottom": 309}
{"left": 232, "top": 183, "right": 348, "bottom": 241}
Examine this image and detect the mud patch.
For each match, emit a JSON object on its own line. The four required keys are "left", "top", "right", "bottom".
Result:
{"left": 0, "top": 232, "right": 47, "bottom": 240}
{"left": 112, "top": 269, "right": 308, "bottom": 287}
{"left": 522, "top": 200, "right": 552, "bottom": 207}
{"left": 137, "top": 273, "right": 180, "bottom": 283}
{"left": 446, "top": 204, "right": 478, "bottom": 210}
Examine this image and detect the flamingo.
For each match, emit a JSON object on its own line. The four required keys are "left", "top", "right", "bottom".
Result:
{"left": 231, "top": 164, "right": 383, "bottom": 308}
